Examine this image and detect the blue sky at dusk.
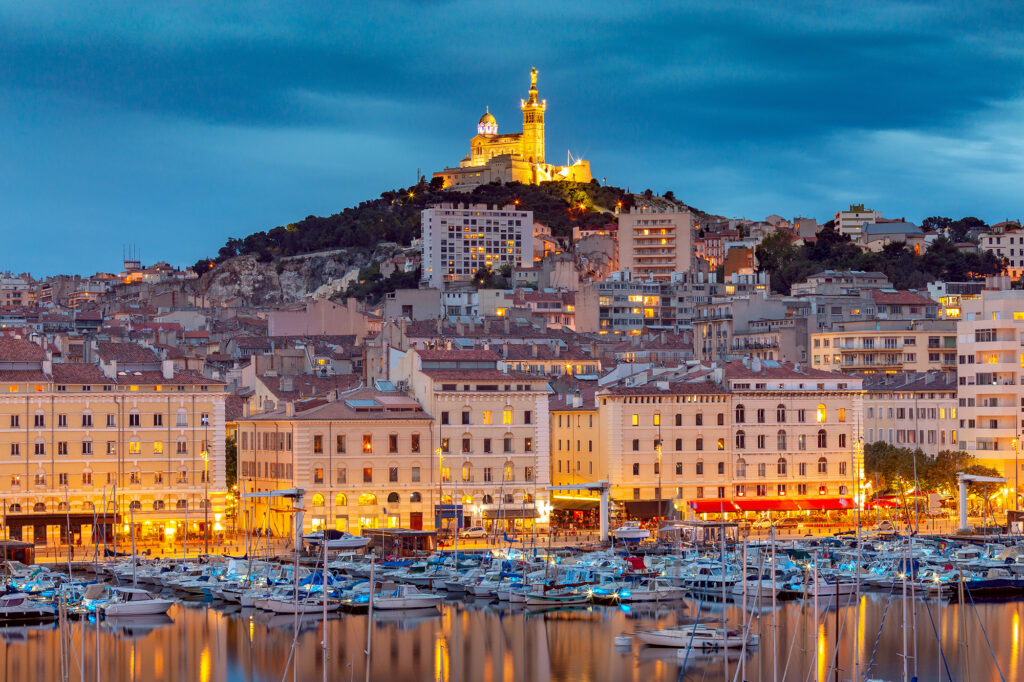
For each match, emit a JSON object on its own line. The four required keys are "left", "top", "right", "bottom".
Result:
{"left": 1, "top": 1, "right": 1022, "bottom": 274}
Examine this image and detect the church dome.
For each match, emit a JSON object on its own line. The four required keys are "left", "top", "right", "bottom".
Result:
{"left": 478, "top": 106, "right": 497, "bottom": 135}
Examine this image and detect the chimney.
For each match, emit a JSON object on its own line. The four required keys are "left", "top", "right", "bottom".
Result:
{"left": 573, "top": 390, "right": 582, "bottom": 408}
{"left": 552, "top": 342, "right": 560, "bottom": 358}
{"left": 531, "top": 342, "right": 538, "bottom": 358}
{"left": 660, "top": 332, "right": 666, "bottom": 344}
{"left": 742, "top": 356, "right": 750, "bottom": 368}
{"left": 503, "top": 317, "right": 510, "bottom": 334}
{"left": 455, "top": 321, "right": 464, "bottom": 336}
{"left": 327, "top": 389, "right": 339, "bottom": 402}
{"left": 280, "top": 375, "right": 294, "bottom": 392}
{"left": 161, "top": 359, "right": 174, "bottom": 380}
{"left": 285, "top": 401, "right": 295, "bottom": 417}
{"left": 435, "top": 317, "right": 442, "bottom": 335}
{"left": 242, "top": 401, "right": 250, "bottom": 418}
{"left": 751, "top": 357, "right": 762, "bottom": 373}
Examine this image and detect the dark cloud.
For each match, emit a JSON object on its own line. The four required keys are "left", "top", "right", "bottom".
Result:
{"left": 0, "top": 1, "right": 1022, "bottom": 273}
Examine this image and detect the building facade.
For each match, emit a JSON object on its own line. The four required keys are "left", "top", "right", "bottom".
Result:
{"left": 420, "top": 203, "right": 532, "bottom": 290}
{"left": 618, "top": 208, "right": 694, "bottom": 280}
{"left": 862, "top": 372, "right": 958, "bottom": 456}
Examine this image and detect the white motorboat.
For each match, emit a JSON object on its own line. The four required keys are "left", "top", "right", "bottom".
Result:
{"left": 525, "top": 590, "right": 589, "bottom": 607}
{"left": 636, "top": 624, "right": 758, "bottom": 649}
{"left": 302, "top": 530, "right": 371, "bottom": 550}
{"left": 101, "top": 588, "right": 174, "bottom": 617}
{"left": 612, "top": 522, "right": 651, "bottom": 542}
{"left": 614, "top": 579, "right": 685, "bottom": 603}
{"left": 263, "top": 594, "right": 341, "bottom": 615}
{"left": 0, "top": 593, "right": 57, "bottom": 623}
{"left": 372, "top": 584, "right": 443, "bottom": 610}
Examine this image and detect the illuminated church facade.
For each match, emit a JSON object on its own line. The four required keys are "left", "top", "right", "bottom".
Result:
{"left": 433, "top": 68, "right": 592, "bottom": 189}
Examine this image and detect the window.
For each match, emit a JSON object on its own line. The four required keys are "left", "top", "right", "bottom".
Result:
{"left": 441, "top": 411, "right": 449, "bottom": 425}
{"left": 777, "top": 458, "right": 787, "bottom": 475}
{"left": 410, "top": 433, "right": 420, "bottom": 452}
{"left": 337, "top": 467, "right": 347, "bottom": 484}
{"left": 82, "top": 472, "right": 92, "bottom": 485}
{"left": 34, "top": 473, "right": 45, "bottom": 487}
{"left": 152, "top": 441, "right": 162, "bottom": 455}
{"left": 153, "top": 413, "right": 163, "bottom": 427}
{"left": 482, "top": 410, "right": 492, "bottom": 425}
{"left": 128, "top": 412, "right": 139, "bottom": 427}
{"left": 837, "top": 408, "right": 846, "bottom": 423}
{"left": 34, "top": 442, "right": 44, "bottom": 456}
{"left": 675, "top": 462, "right": 683, "bottom": 475}
{"left": 58, "top": 414, "right": 68, "bottom": 427}
{"left": 336, "top": 435, "right": 346, "bottom": 453}
{"left": 798, "top": 434, "right": 806, "bottom": 450}
{"left": 363, "top": 467, "right": 372, "bottom": 483}
{"left": 653, "top": 413, "right": 660, "bottom": 426}
{"left": 717, "top": 413, "right": 725, "bottom": 426}
{"left": 389, "top": 434, "right": 398, "bottom": 453}
{"left": 503, "top": 462, "right": 513, "bottom": 481}
{"left": 106, "top": 414, "right": 115, "bottom": 428}
{"left": 777, "top": 484, "right": 787, "bottom": 496}
{"left": 816, "top": 404, "right": 826, "bottom": 423}
{"left": 675, "top": 437, "right": 682, "bottom": 451}
{"left": 462, "top": 437, "right": 471, "bottom": 453}
{"left": 176, "top": 441, "right": 187, "bottom": 454}
{"left": 817, "top": 430, "right": 827, "bottom": 448}
{"left": 735, "top": 405, "right": 745, "bottom": 423}
{"left": 502, "top": 409, "right": 512, "bottom": 424}
{"left": 838, "top": 433, "right": 847, "bottom": 448}
{"left": 736, "top": 458, "right": 746, "bottom": 478}
{"left": 696, "top": 461, "right": 704, "bottom": 475}
{"left": 483, "top": 467, "right": 492, "bottom": 482}
{"left": 653, "top": 461, "right": 660, "bottom": 475}
{"left": 524, "top": 410, "right": 532, "bottom": 424}
{"left": 756, "top": 409, "right": 765, "bottom": 423}
{"left": 757, "top": 462, "right": 766, "bottom": 477}
{"left": 200, "top": 413, "right": 209, "bottom": 426}
{"left": 717, "top": 461, "right": 724, "bottom": 475}
{"left": 8, "top": 415, "right": 16, "bottom": 427}
{"left": 389, "top": 467, "right": 399, "bottom": 483}
{"left": 34, "top": 414, "right": 44, "bottom": 428}
{"left": 8, "top": 444, "right": 17, "bottom": 457}
{"left": 678, "top": 414, "right": 685, "bottom": 426}
{"left": 461, "top": 411, "right": 470, "bottom": 425}
{"left": 839, "top": 461, "right": 847, "bottom": 476}
{"left": 798, "top": 409, "right": 806, "bottom": 423}
{"left": 817, "top": 457, "right": 827, "bottom": 474}
{"left": 695, "top": 437, "right": 703, "bottom": 451}
{"left": 483, "top": 438, "right": 492, "bottom": 453}
{"left": 777, "top": 430, "right": 787, "bottom": 450}
{"left": 57, "top": 441, "right": 68, "bottom": 456}
{"left": 411, "top": 466, "right": 420, "bottom": 483}
{"left": 776, "top": 404, "right": 786, "bottom": 423}
{"left": 757, "top": 434, "right": 766, "bottom": 449}
{"left": 524, "top": 437, "right": 532, "bottom": 452}
{"left": 363, "top": 435, "right": 372, "bottom": 453}
{"left": 314, "top": 467, "right": 324, "bottom": 484}
{"left": 176, "top": 412, "right": 187, "bottom": 427}
{"left": 313, "top": 435, "right": 323, "bottom": 453}
{"left": 632, "top": 462, "right": 640, "bottom": 476}
{"left": 735, "top": 430, "right": 745, "bottom": 449}
{"left": 717, "top": 438, "right": 725, "bottom": 451}
{"left": 632, "top": 439, "right": 640, "bottom": 451}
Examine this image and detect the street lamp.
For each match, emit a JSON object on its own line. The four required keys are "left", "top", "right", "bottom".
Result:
{"left": 200, "top": 450, "right": 209, "bottom": 554}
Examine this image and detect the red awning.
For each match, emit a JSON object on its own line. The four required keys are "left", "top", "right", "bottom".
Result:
{"left": 865, "top": 499, "right": 900, "bottom": 509}
{"left": 800, "top": 497, "right": 855, "bottom": 511}
{"left": 687, "top": 499, "right": 740, "bottom": 513}
{"left": 733, "top": 499, "right": 800, "bottom": 512}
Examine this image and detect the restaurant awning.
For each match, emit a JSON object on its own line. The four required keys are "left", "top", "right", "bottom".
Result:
{"left": 688, "top": 499, "right": 741, "bottom": 513}
{"left": 733, "top": 499, "right": 800, "bottom": 512}
{"left": 551, "top": 496, "right": 600, "bottom": 511}
{"left": 482, "top": 506, "right": 537, "bottom": 520}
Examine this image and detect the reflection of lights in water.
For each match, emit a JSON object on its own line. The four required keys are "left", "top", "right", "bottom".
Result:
{"left": 434, "top": 637, "right": 450, "bottom": 682}
{"left": 858, "top": 595, "right": 866, "bottom": 664}
{"left": 1012, "top": 611, "right": 1020, "bottom": 678}
{"left": 249, "top": 617, "right": 254, "bottom": 642}
{"left": 200, "top": 646, "right": 211, "bottom": 682}
{"left": 818, "top": 622, "right": 827, "bottom": 682}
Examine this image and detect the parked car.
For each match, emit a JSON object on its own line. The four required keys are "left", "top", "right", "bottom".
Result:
{"left": 874, "top": 519, "right": 896, "bottom": 533}
{"left": 458, "top": 526, "right": 487, "bottom": 539}
{"left": 752, "top": 517, "right": 801, "bottom": 530}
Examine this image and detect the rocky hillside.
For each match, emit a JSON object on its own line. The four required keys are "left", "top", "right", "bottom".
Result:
{"left": 193, "top": 244, "right": 408, "bottom": 306}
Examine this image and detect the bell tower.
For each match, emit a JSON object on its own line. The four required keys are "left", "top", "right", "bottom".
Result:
{"left": 520, "top": 67, "right": 546, "bottom": 164}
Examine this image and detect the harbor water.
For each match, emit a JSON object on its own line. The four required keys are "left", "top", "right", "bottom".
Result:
{"left": 1, "top": 593, "right": 1019, "bottom": 681}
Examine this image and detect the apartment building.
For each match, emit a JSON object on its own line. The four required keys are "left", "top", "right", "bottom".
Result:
{"left": 549, "top": 390, "right": 604, "bottom": 506}
{"left": 810, "top": 319, "right": 957, "bottom": 373}
{"left": 956, "top": 289, "right": 1024, "bottom": 485}
{"left": 862, "top": 372, "right": 958, "bottom": 455}
{"left": 618, "top": 207, "right": 694, "bottom": 280}
{"left": 834, "top": 204, "right": 880, "bottom": 237}
{"left": 395, "top": 348, "right": 552, "bottom": 531}
{"left": 236, "top": 387, "right": 435, "bottom": 536}
{"left": 420, "top": 203, "right": 532, "bottom": 289}
{"left": 597, "top": 360, "right": 863, "bottom": 518}
{"left": 978, "top": 227, "right": 1024, "bottom": 280}
{"left": 0, "top": 338, "right": 226, "bottom": 547}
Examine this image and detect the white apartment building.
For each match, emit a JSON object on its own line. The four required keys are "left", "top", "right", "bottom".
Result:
{"left": 834, "top": 204, "right": 880, "bottom": 238}
{"left": 618, "top": 207, "right": 694, "bottom": 280}
{"left": 420, "top": 203, "right": 532, "bottom": 289}
{"left": 978, "top": 229, "right": 1024, "bottom": 280}
{"left": 862, "top": 372, "right": 958, "bottom": 456}
{"left": 957, "top": 289, "right": 1024, "bottom": 491}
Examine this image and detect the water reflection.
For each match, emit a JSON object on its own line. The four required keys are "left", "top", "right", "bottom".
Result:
{"left": 0, "top": 594, "right": 1019, "bottom": 681}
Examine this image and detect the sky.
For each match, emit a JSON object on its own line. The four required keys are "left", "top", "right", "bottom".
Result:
{"left": 1, "top": 1, "right": 1023, "bottom": 275}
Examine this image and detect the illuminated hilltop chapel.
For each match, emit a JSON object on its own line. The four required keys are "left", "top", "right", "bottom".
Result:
{"left": 433, "top": 68, "right": 592, "bottom": 188}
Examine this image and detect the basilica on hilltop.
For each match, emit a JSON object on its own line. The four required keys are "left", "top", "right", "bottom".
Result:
{"left": 433, "top": 68, "right": 592, "bottom": 189}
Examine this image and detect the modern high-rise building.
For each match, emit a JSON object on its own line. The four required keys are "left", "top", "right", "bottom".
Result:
{"left": 420, "top": 203, "right": 532, "bottom": 289}
{"left": 618, "top": 207, "right": 694, "bottom": 280}
{"left": 956, "top": 288, "right": 1024, "bottom": 495}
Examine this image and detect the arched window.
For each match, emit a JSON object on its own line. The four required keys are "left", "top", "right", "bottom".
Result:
{"left": 839, "top": 485, "right": 849, "bottom": 495}
{"left": 482, "top": 494, "right": 494, "bottom": 505}
{"left": 675, "top": 438, "right": 682, "bottom": 451}
{"left": 777, "top": 458, "right": 787, "bottom": 476}
{"left": 409, "top": 492, "right": 421, "bottom": 503}
{"left": 8, "top": 504, "right": 21, "bottom": 512}
{"left": 82, "top": 501, "right": 94, "bottom": 511}
{"left": 461, "top": 462, "right": 471, "bottom": 482}
{"left": 461, "top": 494, "right": 472, "bottom": 505}
{"left": 524, "top": 493, "right": 534, "bottom": 503}
{"left": 58, "top": 501, "right": 69, "bottom": 511}
{"left": 675, "top": 414, "right": 682, "bottom": 426}
{"left": 817, "top": 457, "right": 828, "bottom": 474}
{"left": 735, "top": 458, "right": 747, "bottom": 478}
{"left": 387, "top": 492, "right": 400, "bottom": 504}
{"left": 503, "top": 493, "right": 514, "bottom": 504}
{"left": 335, "top": 493, "right": 348, "bottom": 506}
{"left": 734, "top": 404, "right": 745, "bottom": 424}
{"left": 756, "top": 408, "right": 765, "bottom": 423}
{"left": 129, "top": 500, "right": 141, "bottom": 511}
{"left": 199, "top": 499, "right": 210, "bottom": 509}
{"left": 153, "top": 500, "right": 165, "bottom": 511}
{"left": 735, "top": 430, "right": 745, "bottom": 449}
{"left": 777, "top": 430, "right": 787, "bottom": 450}
{"left": 816, "top": 404, "right": 827, "bottom": 423}
{"left": 33, "top": 502, "right": 45, "bottom": 512}
{"left": 357, "top": 493, "right": 377, "bottom": 506}
{"left": 440, "top": 494, "right": 453, "bottom": 504}
{"left": 776, "top": 404, "right": 786, "bottom": 423}
{"left": 311, "top": 494, "right": 325, "bottom": 507}
{"left": 817, "top": 430, "right": 827, "bottom": 448}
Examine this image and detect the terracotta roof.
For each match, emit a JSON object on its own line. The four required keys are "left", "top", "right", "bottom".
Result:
{"left": 601, "top": 381, "right": 729, "bottom": 396}
{"left": 0, "top": 338, "right": 46, "bottom": 362}
{"left": 0, "top": 370, "right": 48, "bottom": 382}
{"left": 51, "top": 363, "right": 113, "bottom": 384}
{"left": 869, "top": 290, "right": 934, "bottom": 306}
{"left": 245, "top": 387, "right": 430, "bottom": 422}
{"left": 420, "top": 369, "right": 547, "bottom": 382}
{"left": 500, "top": 344, "right": 591, "bottom": 363}
{"left": 225, "top": 394, "right": 246, "bottom": 422}
{"left": 97, "top": 342, "right": 158, "bottom": 363}
{"left": 416, "top": 348, "right": 500, "bottom": 361}
{"left": 114, "top": 370, "right": 223, "bottom": 386}
{"left": 720, "top": 360, "right": 849, "bottom": 381}
{"left": 259, "top": 374, "right": 362, "bottom": 400}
